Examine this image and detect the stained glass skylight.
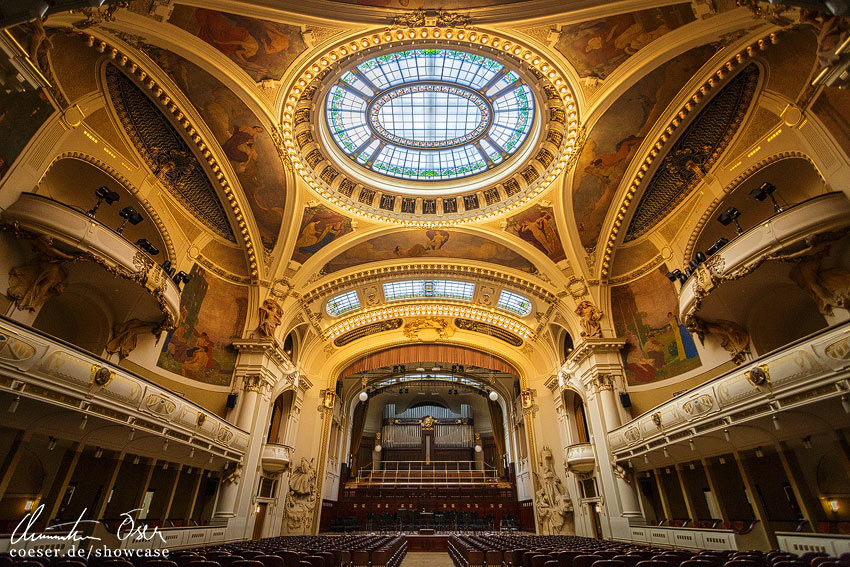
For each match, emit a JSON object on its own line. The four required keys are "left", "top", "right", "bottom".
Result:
{"left": 325, "top": 49, "right": 535, "bottom": 182}
{"left": 326, "top": 290, "right": 361, "bottom": 316}
{"left": 383, "top": 280, "right": 475, "bottom": 302}
{"left": 497, "top": 290, "right": 532, "bottom": 317}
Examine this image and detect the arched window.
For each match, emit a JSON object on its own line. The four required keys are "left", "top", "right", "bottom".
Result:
{"left": 497, "top": 290, "right": 532, "bottom": 316}
{"left": 573, "top": 394, "right": 590, "bottom": 444}
{"left": 562, "top": 330, "right": 574, "bottom": 360}
{"left": 326, "top": 290, "right": 361, "bottom": 316}
{"left": 383, "top": 280, "right": 475, "bottom": 302}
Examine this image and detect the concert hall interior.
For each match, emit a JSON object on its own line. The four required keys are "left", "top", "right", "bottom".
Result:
{"left": 2, "top": 0, "right": 850, "bottom": 562}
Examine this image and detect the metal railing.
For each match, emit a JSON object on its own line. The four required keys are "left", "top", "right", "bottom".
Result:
{"left": 355, "top": 460, "right": 500, "bottom": 485}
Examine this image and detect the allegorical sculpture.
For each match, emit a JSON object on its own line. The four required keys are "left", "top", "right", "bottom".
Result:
{"left": 689, "top": 317, "right": 751, "bottom": 365}
{"left": 106, "top": 318, "right": 164, "bottom": 359}
{"left": 254, "top": 298, "right": 284, "bottom": 339}
{"left": 7, "top": 235, "right": 77, "bottom": 312}
{"left": 534, "top": 447, "right": 573, "bottom": 535}
{"left": 285, "top": 457, "right": 317, "bottom": 534}
{"left": 575, "top": 300, "right": 603, "bottom": 338}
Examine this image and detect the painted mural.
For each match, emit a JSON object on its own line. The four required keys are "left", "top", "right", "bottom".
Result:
{"left": 504, "top": 204, "right": 566, "bottom": 263}
{"left": 571, "top": 45, "right": 716, "bottom": 253}
{"left": 143, "top": 46, "right": 285, "bottom": 250}
{"left": 554, "top": 5, "right": 695, "bottom": 80}
{"left": 292, "top": 204, "right": 353, "bottom": 265}
{"left": 168, "top": 6, "right": 306, "bottom": 83}
{"left": 611, "top": 266, "right": 701, "bottom": 385}
{"left": 0, "top": 88, "right": 53, "bottom": 180}
{"left": 813, "top": 87, "right": 850, "bottom": 158}
{"left": 323, "top": 230, "right": 537, "bottom": 274}
{"left": 157, "top": 264, "right": 248, "bottom": 385}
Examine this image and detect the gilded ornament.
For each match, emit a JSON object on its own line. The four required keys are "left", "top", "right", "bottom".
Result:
{"left": 744, "top": 364, "right": 770, "bottom": 388}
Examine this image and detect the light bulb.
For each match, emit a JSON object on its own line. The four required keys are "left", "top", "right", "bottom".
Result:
{"left": 489, "top": 391, "right": 498, "bottom": 401}
{"left": 359, "top": 391, "right": 368, "bottom": 402}
{"left": 475, "top": 444, "right": 482, "bottom": 453}
{"left": 374, "top": 444, "right": 382, "bottom": 453}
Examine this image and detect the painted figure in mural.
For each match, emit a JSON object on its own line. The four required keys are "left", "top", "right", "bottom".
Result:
{"left": 394, "top": 229, "right": 450, "bottom": 257}
{"left": 508, "top": 207, "right": 564, "bottom": 260}
{"left": 180, "top": 332, "right": 215, "bottom": 375}
{"left": 668, "top": 311, "right": 699, "bottom": 360}
{"left": 296, "top": 218, "right": 344, "bottom": 256}
{"left": 222, "top": 125, "right": 264, "bottom": 172}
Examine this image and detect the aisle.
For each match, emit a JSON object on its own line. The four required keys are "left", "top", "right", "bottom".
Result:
{"left": 402, "top": 552, "right": 454, "bottom": 567}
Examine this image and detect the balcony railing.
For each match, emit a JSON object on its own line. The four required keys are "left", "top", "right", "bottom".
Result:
{"left": 261, "top": 442, "right": 294, "bottom": 473}
{"left": 354, "top": 460, "right": 500, "bottom": 486}
{"left": 565, "top": 442, "right": 595, "bottom": 474}
{"left": 680, "top": 192, "right": 850, "bottom": 320}
{"left": 609, "top": 320, "right": 850, "bottom": 459}
{"left": 2, "top": 192, "right": 180, "bottom": 322}
{"left": 0, "top": 315, "right": 248, "bottom": 460}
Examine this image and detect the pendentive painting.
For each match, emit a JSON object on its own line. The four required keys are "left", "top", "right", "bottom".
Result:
{"left": 157, "top": 264, "right": 248, "bottom": 385}
{"left": 504, "top": 204, "right": 566, "bottom": 263}
{"left": 291, "top": 205, "right": 353, "bottom": 264}
{"left": 0, "top": 88, "right": 54, "bottom": 180}
{"left": 611, "top": 266, "right": 701, "bottom": 385}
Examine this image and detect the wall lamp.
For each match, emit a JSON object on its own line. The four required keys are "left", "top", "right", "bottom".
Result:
{"left": 749, "top": 182, "right": 783, "bottom": 213}
{"left": 717, "top": 207, "right": 744, "bottom": 235}
{"left": 117, "top": 206, "right": 143, "bottom": 234}
{"left": 88, "top": 186, "right": 120, "bottom": 217}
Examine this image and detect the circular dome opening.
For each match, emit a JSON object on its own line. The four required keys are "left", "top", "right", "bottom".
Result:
{"left": 324, "top": 48, "right": 536, "bottom": 182}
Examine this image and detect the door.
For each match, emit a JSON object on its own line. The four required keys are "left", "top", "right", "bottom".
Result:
{"left": 252, "top": 503, "right": 267, "bottom": 540}
{"left": 587, "top": 502, "right": 603, "bottom": 539}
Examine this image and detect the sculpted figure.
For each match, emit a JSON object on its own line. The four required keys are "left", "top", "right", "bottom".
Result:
{"left": 8, "top": 236, "right": 77, "bottom": 312}
{"left": 106, "top": 319, "right": 162, "bottom": 359}
{"left": 534, "top": 447, "right": 573, "bottom": 534}
{"left": 255, "top": 298, "right": 283, "bottom": 339}
{"left": 575, "top": 300, "right": 603, "bottom": 338}
{"left": 689, "top": 317, "right": 751, "bottom": 365}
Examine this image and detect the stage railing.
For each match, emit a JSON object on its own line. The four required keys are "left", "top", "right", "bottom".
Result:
{"left": 355, "top": 460, "right": 499, "bottom": 486}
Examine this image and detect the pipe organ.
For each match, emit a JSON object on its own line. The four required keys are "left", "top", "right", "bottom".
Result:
{"left": 381, "top": 403, "right": 474, "bottom": 449}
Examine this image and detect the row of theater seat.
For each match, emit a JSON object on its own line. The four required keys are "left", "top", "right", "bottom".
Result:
{"left": 1, "top": 535, "right": 407, "bottom": 567}
{"left": 448, "top": 535, "right": 850, "bottom": 567}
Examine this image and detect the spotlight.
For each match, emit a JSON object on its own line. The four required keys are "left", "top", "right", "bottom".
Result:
{"left": 706, "top": 237, "right": 729, "bottom": 256}
{"left": 665, "top": 269, "right": 687, "bottom": 285}
{"left": 88, "top": 186, "right": 120, "bottom": 217}
{"left": 79, "top": 415, "right": 88, "bottom": 430}
{"left": 161, "top": 260, "right": 176, "bottom": 277}
{"left": 802, "top": 436, "right": 813, "bottom": 449}
{"left": 772, "top": 414, "right": 781, "bottom": 430}
{"left": 359, "top": 391, "right": 368, "bottom": 402}
{"left": 117, "top": 206, "right": 143, "bottom": 234}
{"left": 663, "top": 447, "right": 669, "bottom": 458}
{"left": 489, "top": 391, "right": 499, "bottom": 401}
{"left": 644, "top": 454, "right": 649, "bottom": 464}
{"left": 128, "top": 428, "right": 135, "bottom": 440}
{"left": 8, "top": 395, "right": 20, "bottom": 413}
{"left": 689, "top": 439, "right": 695, "bottom": 451}
{"left": 695, "top": 251, "right": 707, "bottom": 264}
{"left": 172, "top": 271, "right": 192, "bottom": 291}
{"left": 749, "top": 182, "right": 783, "bottom": 213}
{"left": 135, "top": 238, "right": 160, "bottom": 256}
{"left": 755, "top": 447, "right": 764, "bottom": 458}
{"left": 48, "top": 437, "right": 56, "bottom": 451}
{"left": 724, "top": 428, "right": 731, "bottom": 442}
{"left": 717, "top": 207, "right": 743, "bottom": 235}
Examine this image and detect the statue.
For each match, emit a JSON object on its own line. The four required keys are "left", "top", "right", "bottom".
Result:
{"left": 788, "top": 259, "right": 850, "bottom": 317}
{"left": 613, "top": 463, "right": 631, "bottom": 484}
{"left": 575, "top": 300, "right": 603, "bottom": 338}
{"left": 255, "top": 298, "right": 284, "bottom": 339}
{"left": 223, "top": 463, "right": 242, "bottom": 485}
{"left": 285, "top": 457, "right": 317, "bottom": 534}
{"left": 534, "top": 447, "right": 573, "bottom": 535}
{"left": 106, "top": 319, "right": 163, "bottom": 359}
{"left": 7, "top": 235, "right": 77, "bottom": 312}
{"left": 688, "top": 317, "right": 750, "bottom": 365}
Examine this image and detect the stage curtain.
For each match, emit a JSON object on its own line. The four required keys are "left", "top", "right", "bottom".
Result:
{"left": 488, "top": 400, "right": 506, "bottom": 472}
{"left": 349, "top": 398, "right": 369, "bottom": 471}
{"left": 339, "top": 344, "right": 518, "bottom": 378}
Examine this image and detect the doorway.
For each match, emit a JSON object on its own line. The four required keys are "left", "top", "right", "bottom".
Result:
{"left": 587, "top": 502, "right": 603, "bottom": 539}
{"left": 252, "top": 502, "right": 267, "bottom": 540}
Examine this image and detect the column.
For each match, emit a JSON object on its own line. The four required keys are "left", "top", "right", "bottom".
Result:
{"left": 734, "top": 450, "right": 777, "bottom": 549}
{"left": 186, "top": 470, "right": 204, "bottom": 521}
{"left": 135, "top": 458, "right": 157, "bottom": 514}
{"left": 597, "top": 377, "right": 642, "bottom": 519}
{"left": 776, "top": 442, "right": 822, "bottom": 532}
{"left": 45, "top": 443, "right": 83, "bottom": 522}
{"left": 0, "top": 430, "right": 29, "bottom": 500}
{"left": 653, "top": 469, "right": 673, "bottom": 522}
{"left": 834, "top": 430, "right": 850, "bottom": 483}
{"left": 701, "top": 457, "right": 730, "bottom": 523}
{"left": 675, "top": 464, "right": 698, "bottom": 523}
{"left": 93, "top": 452, "right": 125, "bottom": 519}
{"left": 162, "top": 465, "right": 183, "bottom": 520}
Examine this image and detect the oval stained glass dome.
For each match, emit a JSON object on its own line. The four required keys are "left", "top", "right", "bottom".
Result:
{"left": 324, "top": 49, "right": 535, "bottom": 182}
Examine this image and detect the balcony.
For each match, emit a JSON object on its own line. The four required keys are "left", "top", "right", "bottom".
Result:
{"left": 0, "top": 315, "right": 248, "bottom": 460}
{"left": 565, "top": 442, "right": 595, "bottom": 474}
{"left": 608, "top": 320, "right": 850, "bottom": 461}
{"left": 679, "top": 192, "right": 850, "bottom": 321}
{"left": 261, "top": 442, "right": 293, "bottom": 473}
{"left": 2, "top": 192, "right": 180, "bottom": 323}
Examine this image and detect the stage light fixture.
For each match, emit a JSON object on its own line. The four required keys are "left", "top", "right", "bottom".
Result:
{"left": 117, "top": 206, "right": 143, "bottom": 234}
{"left": 706, "top": 237, "right": 729, "bottom": 256}
{"left": 665, "top": 269, "right": 687, "bottom": 285}
{"left": 88, "top": 186, "right": 119, "bottom": 217}
{"left": 749, "top": 182, "right": 783, "bottom": 213}
{"left": 717, "top": 207, "right": 743, "bottom": 235}
{"left": 173, "top": 271, "right": 193, "bottom": 291}
{"left": 135, "top": 238, "right": 160, "bottom": 256}
{"left": 161, "top": 260, "right": 176, "bottom": 277}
